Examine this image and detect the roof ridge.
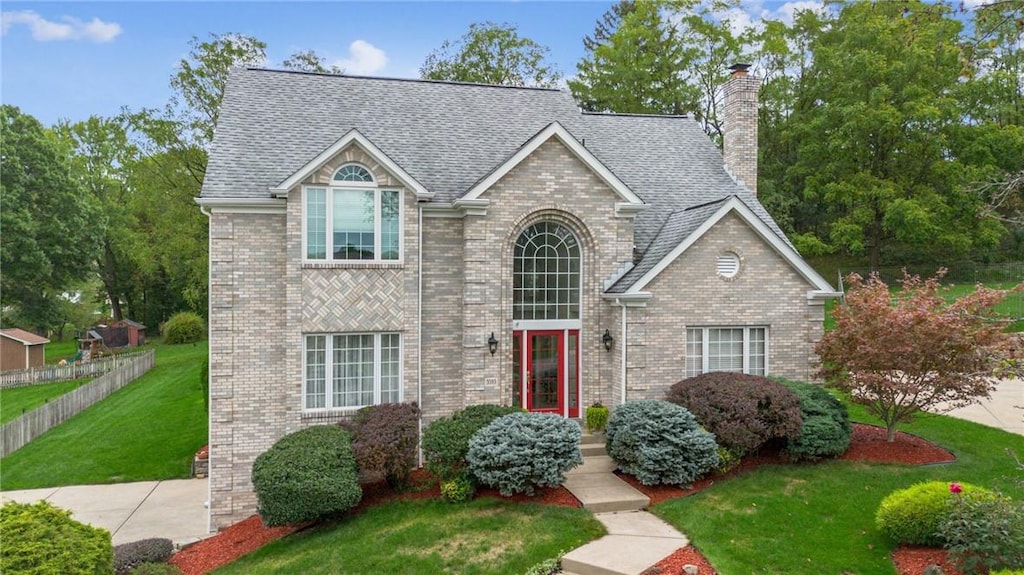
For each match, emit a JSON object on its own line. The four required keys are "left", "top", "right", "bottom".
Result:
{"left": 245, "top": 67, "right": 565, "bottom": 92}
{"left": 582, "top": 111, "right": 690, "bottom": 120}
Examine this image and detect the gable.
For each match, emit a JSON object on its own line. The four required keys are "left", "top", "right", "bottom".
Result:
{"left": 614, "top": 196, "right": 837, "bottom": 298}
{"left": 270, "top": 129, "right": 431, "bottom": 199}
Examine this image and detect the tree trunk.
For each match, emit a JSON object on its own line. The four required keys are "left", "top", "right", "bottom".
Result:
{"left": 100, "top": 240, "right": 123, "bottom": 321}
{"left": 886, "top": 424, "right": 898, "bottom": 442}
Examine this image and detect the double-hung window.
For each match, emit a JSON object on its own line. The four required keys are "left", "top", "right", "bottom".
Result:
{"left": 304, "top": 164, "right": 401, "bottom": 262}
{"left": 304, "top": 333, "right": 402, "bottom": 410}
{"left": 685, "top": 326, "right": 767, "bottom": 377}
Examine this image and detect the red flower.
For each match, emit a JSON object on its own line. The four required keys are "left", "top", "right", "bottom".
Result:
{"left": 949, "top": 482, "right": 963, "bottom": 494}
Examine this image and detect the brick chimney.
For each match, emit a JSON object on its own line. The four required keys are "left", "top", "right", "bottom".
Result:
{"left": 722, "top": 63, "right": 760, "bottom": 195}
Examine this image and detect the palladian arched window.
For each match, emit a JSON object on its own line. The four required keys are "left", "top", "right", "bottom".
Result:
{"left": 513, "top": 222, "right": 581, "bottom": 320}
{"left": 332, "top": 164, "right": 374, "bottom": 183}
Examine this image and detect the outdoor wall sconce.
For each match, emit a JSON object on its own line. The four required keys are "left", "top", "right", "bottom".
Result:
{"left": 602, "top": 329, "right": 614, "bottom": 352}
{"left": 488, "top": 332, "right": 499, "bottom": 355}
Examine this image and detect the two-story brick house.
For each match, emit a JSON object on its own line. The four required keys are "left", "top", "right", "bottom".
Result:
{"left": 197, "top": 65, "right": 839, "bottom": 529}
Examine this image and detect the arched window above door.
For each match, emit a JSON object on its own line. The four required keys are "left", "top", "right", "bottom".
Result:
{"left": 513, "top": 222, "right": 581, "bottom": 320}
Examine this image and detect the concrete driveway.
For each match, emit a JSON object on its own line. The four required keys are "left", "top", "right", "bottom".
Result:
{"left": 1, "top": 478, "right": 210, "bottom": 546}
{"left": 939, "top": 377, "right": 1024, "bottom": 436}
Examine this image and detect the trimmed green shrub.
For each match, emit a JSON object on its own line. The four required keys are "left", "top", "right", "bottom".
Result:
{"left": 0, "top": 500, "right": 114, "bottom": 575}
{"left": 114, "top": 538, "right": 173, "bottom": 575}
{"left": 666, "top": 373, "right": 802, "bottom": 456}
{"left": 162, "top": 312, "right": 204, "bottom": 344}
{"left": 585, "top": 403, "right": 609, "bottom": 433}
{"left": 777, "top": 379, "right": 853, "bottom": 461}
{"left": 716, "top": 446, "right": 742, "bottom": 474}
{"left": 347, "top": 402, "right": 420, "bottom": 488}
{"left": 440, "top": 471, "right": 476, "bottom": 503}
{"left": 422, "top": 404, "right": 522, "bottom": 482}
{"left": 251, "top": 425, "right": 362, "bottom": 526}
{"left": 606, "top": 400, "right": 720, "bottom": 486}
{"left": 877, "top": 481, "right": 992, "bottom": 546}
{"left": 467, "top": 412, "right": 582, "bottom": 496}
{"left": 940, "top": 492, "right": 1024, "bottom": 575}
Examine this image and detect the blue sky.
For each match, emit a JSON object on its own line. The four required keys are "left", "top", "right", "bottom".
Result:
{"left": 1, "top": 1, "right": 832, "bottom": 127}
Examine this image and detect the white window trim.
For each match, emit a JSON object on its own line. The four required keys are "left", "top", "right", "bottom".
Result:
{"left": 686, "top": 326, "right": 769, "bottom": 376}
{"left": 302, "top": 185, "right": 404, "bottom": 264}
{"left": 302, "top": 332, "right": 403, "bottom": 412}
{"left": 332, "top": 163, "right": 375, "bottom": 184}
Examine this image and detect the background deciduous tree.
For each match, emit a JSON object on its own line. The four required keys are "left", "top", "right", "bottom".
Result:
{"left": 1, "top": 105, "right": 101, "bottom": 334}
{"left": 817, "top": 271, "right": 1024, "bottom": 441}
{"left": 420, "top": 21, "right": 562, "bottom": 87}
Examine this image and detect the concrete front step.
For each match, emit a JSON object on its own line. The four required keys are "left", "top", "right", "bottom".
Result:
{"left": 580, "top": 442, "right": 607, "bottom": 457}
{"left": 561, "top": 512, "right": 687, "bottom": 575}
{"left": 567, "top": 455, "right": 617, "bottom": 475}
{"left": 563, "top": 471, "right": 649, "bottom": 513}
{"left": 580, "top": 432, "right": 605, "bottom": 445}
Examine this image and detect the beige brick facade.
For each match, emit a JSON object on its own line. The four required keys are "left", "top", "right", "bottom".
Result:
{"left": 207, "top": 137, "right": 826, "bottom": 529}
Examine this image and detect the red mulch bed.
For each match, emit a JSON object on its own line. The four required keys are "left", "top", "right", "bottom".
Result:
{"left": 169, "top": 468, "right": 579, "bottom": 575}
{"left": 621, "top": 423, "right": 957, "bottom": 575}
{"left": 644, "top": 545, "right": 718, "bottom": 574}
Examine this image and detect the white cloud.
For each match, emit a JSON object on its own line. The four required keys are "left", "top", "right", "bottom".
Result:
{"left": 1, "top": 10, "right": 121, "bottom": 42}
{"left": 769, "top": 1, "right": 826, "bottom": 25}
{"left": 333, "top": 40, "right": 388, "bottom": 76}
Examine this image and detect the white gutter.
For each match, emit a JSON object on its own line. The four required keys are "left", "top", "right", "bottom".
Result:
{"left": 198, "top": 203, "right": 213, "bottom": 536}
{"left": 618, "top": 299, "right": 627, "bottom": 405}
{"left": 417, "top": 203, "right": 424, "bottom": 467}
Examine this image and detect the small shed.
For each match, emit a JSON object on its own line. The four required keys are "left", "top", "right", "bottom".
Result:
{"left": 79, "top": 330, "right": 105, "bottom": 360}
{"left": 110, "top": 319, "right": 146, "bottom": 347}
{"left": 0, "top": 328, "right": 50, "bottom": 372}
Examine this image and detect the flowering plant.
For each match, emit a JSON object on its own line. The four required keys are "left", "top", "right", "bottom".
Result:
{"left": 949, "top": 482, "right": 963, "bottom": 495}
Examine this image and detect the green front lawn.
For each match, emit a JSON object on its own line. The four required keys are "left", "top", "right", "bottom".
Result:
{"left": 0, "top": 342, "right": 208, "bottom": 489}
{"left": 653, "top": 407, "right": 1024, "bottom": 574}
{"left": 0, "top": 378, "right": 93, "bottom": 424}
{"left": 214, "top": 498, "right": 604, "bottom": 575}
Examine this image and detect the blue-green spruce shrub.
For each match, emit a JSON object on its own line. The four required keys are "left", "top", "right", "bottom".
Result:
{"left": 606, "top": 400, "right": 720, "bottom": 486}
{"left": 251, "top": 425, "right": 362, "bottom": 526}
{"left": 467, "top": 412, "right": 582, "bottom": 496}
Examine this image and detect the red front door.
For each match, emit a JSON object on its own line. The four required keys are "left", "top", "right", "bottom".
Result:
{"left": 512, "top": 330, "right": 579, "bottom": 417}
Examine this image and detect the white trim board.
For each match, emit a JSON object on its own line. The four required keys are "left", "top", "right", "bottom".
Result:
{"left": 194, "top": 197, "right": 287, "bottom": 214}
{"left": 461, "top": 122, "right": 646, "bottom": 207}
{"left": 626, "top": 196, "right": 839, "bottom": 297}
{"left": 269, "top": 129, "right": 433, "bottom": 200}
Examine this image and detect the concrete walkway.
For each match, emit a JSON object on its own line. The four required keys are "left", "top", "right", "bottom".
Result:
{"left": 1, "top": 478, "right": 210, "bottom": 546}
{"left": 935, "top": 377, "right": 1024, "bottom": 436}
{"left": 560, "top": 433, "right": 689, "bottom": 575}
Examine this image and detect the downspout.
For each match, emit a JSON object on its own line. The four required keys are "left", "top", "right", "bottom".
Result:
{"left": 417, "top": 203, "right": 424, "bottom": 467}
{"left": 617, "top": 299, "right": 627, "bottom": 405}
{"left": 198, "top": 204, "right": 212, "bottom": 535}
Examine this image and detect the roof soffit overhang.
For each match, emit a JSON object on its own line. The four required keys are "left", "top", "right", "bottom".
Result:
{"left": 269, "top": 128, "right": 433, "bottom": 200}
{"left": 454, "top": 121, "right": 647, "bottom": 218}
{"left": 623, "top": 196, "right": 840, "bottom": 298}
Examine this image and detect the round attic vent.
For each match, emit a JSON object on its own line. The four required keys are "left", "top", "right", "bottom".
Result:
{"left": 717, "top": 252, "right": 741, "bottom": 279}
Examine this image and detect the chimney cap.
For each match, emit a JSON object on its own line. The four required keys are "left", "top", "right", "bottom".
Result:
{"left": 729, "top": 63, "right": 751, "bottom": 77}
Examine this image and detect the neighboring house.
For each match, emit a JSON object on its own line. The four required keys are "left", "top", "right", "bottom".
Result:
{"left": 0, "top": 328, "right": 50, "bottom": 371}
{"left": 197, "top": 64, "right": 839, "bottom": 528}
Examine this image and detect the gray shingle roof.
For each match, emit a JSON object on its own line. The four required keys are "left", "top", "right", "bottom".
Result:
{"left": 607, "top": 197, "right": 731, "bottom": 293}
{"left": 202, "top": 68, "right": 791, "bottom": 290}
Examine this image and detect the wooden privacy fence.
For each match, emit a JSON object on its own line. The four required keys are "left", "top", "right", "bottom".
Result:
{"left": 0, "top": 349, "right": 151, "bottom": 388}
{"left": 1, "top": 349, "right": 155, "bottom": 457}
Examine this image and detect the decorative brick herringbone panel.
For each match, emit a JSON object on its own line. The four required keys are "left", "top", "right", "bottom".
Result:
{"left": 302, "top": 268, "right": 405, "bottom": 332}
